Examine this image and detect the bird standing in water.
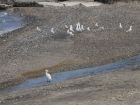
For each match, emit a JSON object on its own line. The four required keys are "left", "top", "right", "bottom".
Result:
{"left": 45, "top": 69, "right": 52, "bottom": 82}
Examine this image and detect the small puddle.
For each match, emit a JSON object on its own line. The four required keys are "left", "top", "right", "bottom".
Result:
{"left": 0, "top": 11, "right": 24, "bottom": 36}
{"left": 1, "top": 55, "right": 140, "bottom": 92}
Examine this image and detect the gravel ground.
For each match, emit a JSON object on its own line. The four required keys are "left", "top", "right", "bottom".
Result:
{"left": 0, "top": 66, "right": 140, "bottom": 105}
{"left": 0, "top": 2, "right": 140, "bottom": 105}
{"left": 0, "top": 2, "right": 140, "bottom": 84}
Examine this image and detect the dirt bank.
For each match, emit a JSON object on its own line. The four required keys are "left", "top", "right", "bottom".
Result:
{"left": 0, "top": 66, "right": 140, "bottom": 105}
{"left": 0, "top": 2, "right": 140, "bottom": 87}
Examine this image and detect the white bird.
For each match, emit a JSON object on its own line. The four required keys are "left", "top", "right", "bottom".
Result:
{"left": 36, "top": 26, "right": 41, "bottom": 32}
{"left": 126, "top": 26, "right": 132, "bottom": 32}
{"left": 67, "top": 29, "right": 74, "bottom": 36}
{"left": 95, "top": 23, "right": 99, "bottom": 27}
{"left": 76, "top": 22, "right": 82, "bottom": 32}
{"left": 76, "top": 23, "right": 80, "bottom": 31}
{"left": 65, "top": 25, "right": 68, "bottom": 29}
{"left": 69, "top": 25, "right": 74, "bottom": 32}
{"left": 99, "top": 26, "right": 104, "bottom": 30}
{"left": 51, "top": 28, "right": 54, "bottom": 33}
{"left": 81, "top": 25, "right": 85, "bottom": 31}
{"left": 45, "top": 69, "right": 52, "bottom": 82}
{"left": 119, "top": 23, "right": 123, "bottom": 28}
{"left": 87, "top": 27, "right": 90, "bottom": 31}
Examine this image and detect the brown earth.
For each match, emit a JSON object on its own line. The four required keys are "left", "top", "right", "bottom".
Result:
{"left": 0, "top": 66, "right": 140, "bottom": 105}
{"left": 0, "top": 2, "right": 140, "bottom": 105}
{"left": 0, "top": 2, "right": 140, "bottom": 85}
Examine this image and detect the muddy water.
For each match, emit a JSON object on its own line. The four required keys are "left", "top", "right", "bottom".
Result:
{"left": 2, "top": 55, "right": 140, "bottom": 92}
{"left": 0, "top": 11, "right": 24, "bottom": 36}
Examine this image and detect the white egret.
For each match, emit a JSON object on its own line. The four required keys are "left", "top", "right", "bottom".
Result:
{"left": 36, "top": 26, "right": 41, "bottom": 32}
{"left": 99, "top": 27, "right": 104, "bottom": 30}
{"left": 126, "top": 26, "right": 132, "bottom": 32}
{"left": 119, "top": 23, "right": 122, "bottom": 28}
{"left": 87, "top": 27, "right": 90, "bottom": 31}
{"left": 76, "top": 23, "right": 80, "bottom": 32}
{"left": 51, "top": 28, "right": 55, "bottom": 34}
{"left": 67, "top": 29, "right": 74, "bottom": 36}
{"left": 76, "top": 22, "right": 82, "bottom": 32}
{"left": 45, "top": 69, "right": 52, "bottom": 82}
{"left": 65, "top": 25, "right": 68, "bottom": 29}
{"left": 70, "top": 25, "right": 74, "bottom": 32}
{"left": 95, "top": 23, "right": 99, "bottom": 27}
{"left": 81, "top": 25, "right": 85, "bottom": 31}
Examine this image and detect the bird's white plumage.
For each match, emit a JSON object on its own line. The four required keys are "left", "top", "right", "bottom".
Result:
{"left": 76, "top": 22, "right": 82, "bottom": 32}
{"left": 65, "top": 25, "right": 68, "bottom": 29}
{"left": 81, "top": 25, "right": 84, "bottom": 31}
{"left": 87, "top": 27, "right": 90, "bottom": 31}
{"left": 126, "top": 26, "right": 132, "bottom": 32}
{"left": 51, "top": 28, "right": 54, "bottom": 33}
{"left": 99, "top": 26, "right": 104, "bottom": 30}
{"left": 67, "top": 29, "right": 74, "bottom": 36}
{"left": 36, "top": 26, "right": 41, "bottom": 32}
{"left": 70, "top": 25, "right": 74, "bottom": 32}
{"left": 119, "top": 23, "right": 122, "bottom": 28}
{"left": 95, "top": 23, "right": 99, "bottom": 27}
{"left": 45, "top": 70, "right": 52, "bottom": 81}
{"left": 76, "top": 23, "right": 80, "bottom": 31}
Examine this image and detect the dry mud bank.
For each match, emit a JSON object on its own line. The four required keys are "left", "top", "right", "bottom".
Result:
{"left": 0, "top": 2, "right": 140, "bottom": 86}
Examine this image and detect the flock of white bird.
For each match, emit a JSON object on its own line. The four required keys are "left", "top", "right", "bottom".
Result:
{"left": 43, "top": 22, "right": 133, "bottom": 82}
{"left": 36, "top": 22, "right": 133, "bottom": 37}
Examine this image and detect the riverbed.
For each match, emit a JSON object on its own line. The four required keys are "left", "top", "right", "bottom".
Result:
{"left": 0, "top": 54, "right": 139, "bottom": 94}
